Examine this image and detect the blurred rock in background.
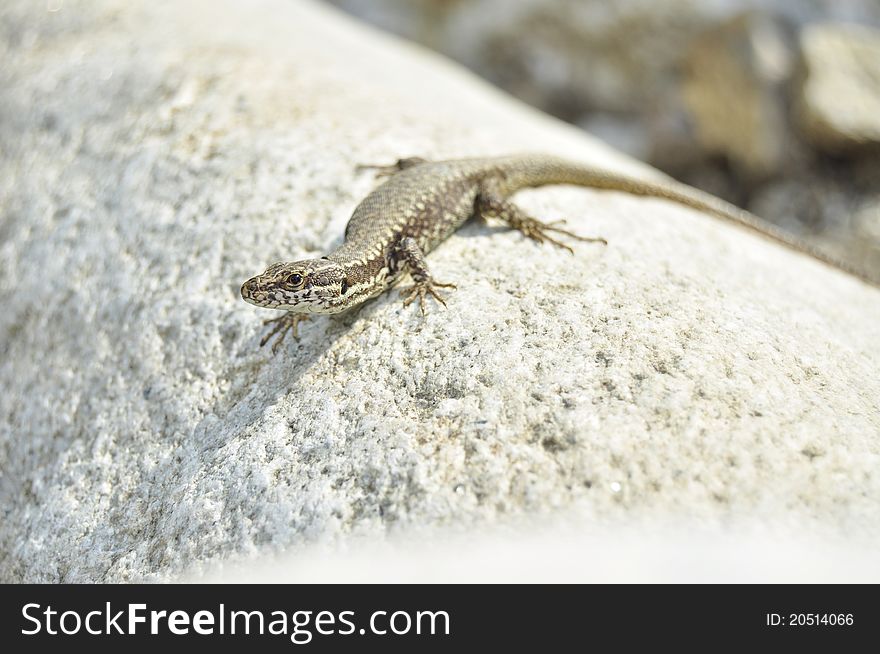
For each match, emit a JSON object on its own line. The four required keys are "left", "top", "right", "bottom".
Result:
{"left": 326, "top": 0, "right": 880, "bottom": 281}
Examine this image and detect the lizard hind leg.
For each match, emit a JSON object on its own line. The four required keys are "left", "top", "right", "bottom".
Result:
{"left": 477, "top": 192, "right": 607, "bottom": 253}
{"left": 395, "top": 237, "right": 456, "bottom": 316}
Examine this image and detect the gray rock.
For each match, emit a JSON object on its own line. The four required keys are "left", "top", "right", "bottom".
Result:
{"left": 681, "top": 12, "right": 795, "bottom": 177}
{"left": 795, "top": 23, "right": 880, "bottom": 150}
{"left": 1, "top": 0, "right": 879, "bottom": 583}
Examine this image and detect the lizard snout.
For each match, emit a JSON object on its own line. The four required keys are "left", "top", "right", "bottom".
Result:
{"left": 240, "top": 277, "right": 263, "bottom": 302}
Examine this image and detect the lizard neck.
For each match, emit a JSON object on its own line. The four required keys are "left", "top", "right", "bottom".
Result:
{"left": 324, "top": 244, "right": 392, "bottom": 310}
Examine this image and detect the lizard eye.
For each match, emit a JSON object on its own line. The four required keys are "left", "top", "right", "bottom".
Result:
{"left": 285, "top": 273, "right": 304, "bottom": 288}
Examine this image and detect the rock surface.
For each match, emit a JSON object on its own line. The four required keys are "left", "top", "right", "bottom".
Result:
{"left": 1, "top": 0, "right": 879, "bottom": 583}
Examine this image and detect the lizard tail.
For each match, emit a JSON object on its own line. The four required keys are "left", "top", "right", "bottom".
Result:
{"left": 500, "top": 155, "right": 877, "bottom": 287}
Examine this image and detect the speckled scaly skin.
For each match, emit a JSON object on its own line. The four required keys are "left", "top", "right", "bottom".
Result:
{"left": 241, "top": 154, "right": 869, "bottom": 351}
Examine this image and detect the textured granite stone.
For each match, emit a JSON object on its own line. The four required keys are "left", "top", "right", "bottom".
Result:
{"left": 0, "top": 0, "right": 878, "bottom": 582}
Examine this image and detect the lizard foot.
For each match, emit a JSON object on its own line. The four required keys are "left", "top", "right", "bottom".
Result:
{"left": 515, "top": 217, "right": 607, "bottom": 254}
{"left": 356, "top": 157, "right": 429, "bottom": 178}
{"left": 400, "top": 278, "right": 457, "bottom": 316}
{"left": 260, "top": 312, "right": 309, "bottom": 353}
{"left": 477, "top": 192, "right": 606, "bottom": 254}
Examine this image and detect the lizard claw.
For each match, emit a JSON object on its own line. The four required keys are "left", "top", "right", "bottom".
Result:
{"left": 400, "top": 279, "right": 456, "bottom": 316}
{"left": 260, "top": 313, "right": 309, "bottom": 353}
{"left": 356, "top": 157, "right": 429, "bottom": 178}
{"left": 477, "top": 193, "right": 605, "bottom": 254}
{"left": 517, "top": 217, "right": 607, "bottom": 253}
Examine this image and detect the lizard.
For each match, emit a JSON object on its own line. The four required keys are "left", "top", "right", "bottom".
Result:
{"left": 240, "top": 154, "right": 872, "bottom": 352}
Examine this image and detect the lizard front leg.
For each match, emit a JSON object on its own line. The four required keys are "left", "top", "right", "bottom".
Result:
{"left": 395, "top": 237, "right": 456, "bottom": 315}
{"left": 356, "top": 157, "right": 430, "bottom": 178}
{"left": 477, "top": 189, "right": 607, "bottom": 253}
{"left": 260, "top": 312, "right": 310, "bottom": 353}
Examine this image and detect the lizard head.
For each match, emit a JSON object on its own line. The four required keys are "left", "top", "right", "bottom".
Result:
{"left": 241, "top": 258, "right": 349, "bottom": 314}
